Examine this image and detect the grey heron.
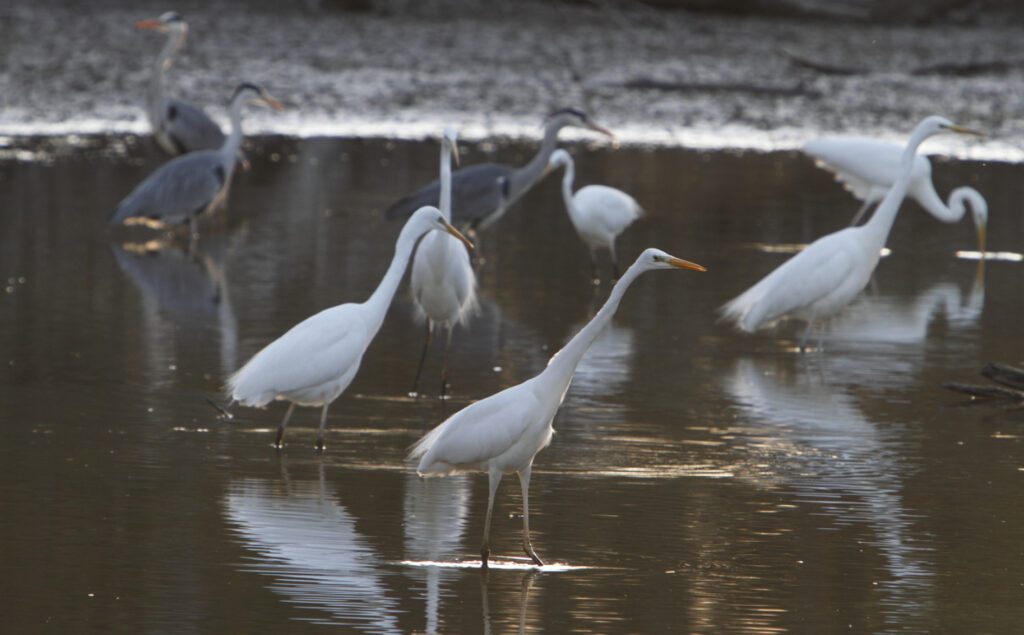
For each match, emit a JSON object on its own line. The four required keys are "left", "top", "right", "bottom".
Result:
{"left": 384, "top": 109, "right": 615, "bottom": 231}
{"left": 409, "top": 127, "right": 478, "bottom": 400}
{"left": 227, "top": 207, "right": 473, "bottom": 451}
{"left": 111, "top": 83, "right": 283, "bottom": 237}
{"left": 136, "top": 12, "right": 225, "bottom": 155}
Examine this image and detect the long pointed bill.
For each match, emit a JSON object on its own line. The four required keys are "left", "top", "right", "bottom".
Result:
{"left": 452, "top": 143, "right": 461, "bottom": 167}
{"left": 135, "top": 19, "right": 163, "bottom": 30}
{"left": 587, "top": 122, "right": 618, "bottom": 147}
{"left": 442, "top": 220, "right": 474, "bottom": 250}
{"left": 976, "top": 224, "right": 987, "bottom": 256}
{"left": 668, "top": 257, "right": 706, "bottom": 272}
{"left": 258, "top": 95, "right": 285, "bottom": 111}
{"left": 948, "top": 124, "right": 985, "bottom": 137}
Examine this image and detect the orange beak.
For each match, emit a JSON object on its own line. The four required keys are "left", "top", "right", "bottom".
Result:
{"left": 135, "top": 18, "right": 163, "bottom": 30}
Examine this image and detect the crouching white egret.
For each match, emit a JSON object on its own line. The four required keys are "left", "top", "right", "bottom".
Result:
{"left": 409, "top": 127, "right": 478, "bottom": 399}
{"left": 228, "top": 207, "right": 473, "bottom": 450}
{"left": 546, "top": 149, "right": 644, "bottom": 282}
{"left": 409, "top": 248, "right": 705, "bottom": 567}
{"left": 721, "top": 116, "right": 982, "bottom": 348}
{"left": 803, "top": 136, "right": 987, "bottom": 252}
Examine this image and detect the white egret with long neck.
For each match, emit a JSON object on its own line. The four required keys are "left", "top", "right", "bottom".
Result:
{"left": 803, "top": 136, "right": 987, "bottom": 252}
{"left": 135, "top": 12, "right": 226, "bottom": 155}
{"left": 546, "top": 149, "right": 644, "bottom": 282}
{"left": 409, "top": 127, "right": 478, "bottom": 399}
{"left": 722, "top": 116, "right": 982, "bottom": 348}
{"left": 110, "top": 83, "right": 282, "bottom": 237}
{"left": 228, "top": 207, "right": 473, "bottom": 451}
{"left": 385, "top": 109, "right": 616, "bottom": 230}
{"left": 409, "top": 248, "right": 705, "bottom": 568}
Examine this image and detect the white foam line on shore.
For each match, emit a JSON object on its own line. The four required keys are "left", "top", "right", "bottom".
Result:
{"left": 2, "top": 115, "right": 1023, "bottom": 163}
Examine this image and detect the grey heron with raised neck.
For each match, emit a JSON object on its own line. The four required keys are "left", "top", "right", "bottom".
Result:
{"left": 111, "top": 83, "right": 283, "bottom": 238}
{"left": 384, "top": 108, "right": 616, "bottom": 231}
{"left": 136, "top": 11, "right": 225, "bottom": 155}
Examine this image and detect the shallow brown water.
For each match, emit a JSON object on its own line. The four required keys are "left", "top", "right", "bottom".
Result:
{"left": 1, "top": 134, "right": 1023, "bottom": 633}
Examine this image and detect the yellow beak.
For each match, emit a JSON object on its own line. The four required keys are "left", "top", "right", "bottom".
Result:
{"left": 668, "top": 257, "right": 706, "bottom": 272}
{"left": 256, "top": 94, "right": 285, "bottom": 111}
{"left": 976, "top": 223, "right": 987, "bottom": 256}
{"left": 442, "top": 220, "right": 474, "bottom": 250}
{"left": 948, "top": 124, "right": 985, "bottom": 137}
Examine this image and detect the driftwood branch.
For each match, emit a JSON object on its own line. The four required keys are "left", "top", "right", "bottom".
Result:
{"left": 783, "top": 49, "right": 866, "bottom": 76}
{"left": 593, "top": 77, "right": 819, "bottom": 98}
{"left": 942, "top": 382, "right": 1024, "bottom": 401}
{"left": 981, "top": 362, "right": 1024, "bottom": 390}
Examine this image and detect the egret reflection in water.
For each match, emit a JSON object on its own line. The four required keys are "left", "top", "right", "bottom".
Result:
{"left": 222, "top": 468, "right": 401, "bottom": 632}
{"left": 724, "top": 357, "right": 935, "bottom": 627}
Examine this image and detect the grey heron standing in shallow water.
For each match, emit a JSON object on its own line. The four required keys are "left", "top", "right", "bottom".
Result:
{"left": 111, "top": 83, "right": 283, "bottom": 238}
{"left": 384, "top": 109, "right": 616, "bottom": 232}
{"left": 409, "top": 127, "right": 478, "bottom": 400}
{"left": 136, "top": 11, "right": 225, "bottom": 155}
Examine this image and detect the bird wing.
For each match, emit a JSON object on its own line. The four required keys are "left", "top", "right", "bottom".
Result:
{"left": 804, "top": 137, "right": 906, "bottom": 202}
{"left": 164, "top": 98, "right": 225, "bottom": 153}
{"left": 720, "top": 229, "right": 861, "bottom": 331}
{"left": 385, "top": 164, "right": 512, "bottom": 227}
{"left": 410, "top": 381, "right": 542, "bottom": 471}
{"left": 111, "top": 151, "right": 228, "bottom": 225}
{"left": 573, "top": 185, "right": 644, "bottom": 235}
{"left": 228, "top": 304, "right": 369, "bottom": 405}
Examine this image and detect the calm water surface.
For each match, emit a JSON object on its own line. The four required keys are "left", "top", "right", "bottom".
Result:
{"left": 1, "top": 134, "right": 1023, "bottom": 633}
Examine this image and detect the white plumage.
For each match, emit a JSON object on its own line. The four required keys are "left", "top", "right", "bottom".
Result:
{"left": 408, "top": 127, "right": 478, "bottom": 398}
{"left": 228, "top": 206, "right": 473, "bottom": 450}
{"left": 804, "top": 136, "right": 987, "bottom": 251}
{"left": 409, "top": 248, "right": 705, "bottom": 568}
{"left": 723, "top": 116, "right": 981, "bottom": 347}
{"left": 547, "top": 149, "right": 644, "bottom": 281}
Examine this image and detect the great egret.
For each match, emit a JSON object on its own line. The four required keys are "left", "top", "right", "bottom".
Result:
{"left": 409, "top": 127, "right": 478, "bottom": 399}
{"left": 385, "top": 109, "right": 615, "bottom": 230}
{"left": 546, "top": 149, "right": 644, "bottom": 282}
{"left": 804, "top": 136, "right": 987, "bottom": 252}
{"left": 722, "top": 116, "right": 981, "bottom": 348}
{"left": 111, "top": 83, "right": 282, "bottom": 237}
{"left": 409, "top": 248, "right": 705, "bottom": 567}
{"left": 135, "top": 12, "right": 225, "bottom": 155}
{"left": 228, "top": 207, "right": 473, "bottom": 451}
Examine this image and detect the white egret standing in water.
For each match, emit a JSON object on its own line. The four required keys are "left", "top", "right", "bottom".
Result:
{"left": 804, "top": 136, "right": 987, "bottom": 252}
{"left": 546, "top": 149, "right": 644, "bottom": 282}
{"left": 409, "top": 127, "right": 478, "bottom": 399}
{"left": 721, "top": 116, "right": 982, "bottom": 348}
{"left": 409, "top": 249, "right": 705, "bottom": 567}
{"left": 228, "top": 207, "right": 473, "bottom": 451}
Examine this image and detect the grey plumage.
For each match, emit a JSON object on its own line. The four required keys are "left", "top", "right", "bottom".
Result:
{"left": 384, "top": 109, "right": 614, "bottom": 229}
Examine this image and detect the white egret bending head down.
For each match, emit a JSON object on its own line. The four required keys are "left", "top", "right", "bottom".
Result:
{"left": 110, "top": 83, "right": 283, "bottom": 238}
{"left": 228, "top": 207, "right": 473, "bottom": 451}
{"left": 135, "top": 12, "right": 226, "bottom": 155}
{"left": 546, "top": 149, "right": 644, "bottom": 282}
{"left": 721, "top": 116, "right": 982, "bottom": 348}
{"left": 803, "top": 136, "right": 987, "bottom": 253}
{"left": 409, "top": 126, "right": 478, "bottom": 399}
{"left": 409, "top": 248, "right": 705, "bottom": 568}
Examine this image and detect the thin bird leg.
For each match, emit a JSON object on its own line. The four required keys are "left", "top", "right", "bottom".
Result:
{"left": 518, "top": 465, "right": 544, "bottom": 566}
{"left": 275, "top": 402, "right": 296, "bottom": 448}
{"left": 188, "top": 216, "right": 199, "bottom": 253}
{"left": 440, "top": 326, "right": 454, "bottom": 402}
{"left": 410, "top": 322, "right": 434, "bottom": 398}
{"left": 481, "top": 469, "right": 503, "bottom": 569}
{"left": 848, "top": 198, "right": 876, "bottom": 227}
{"left": 589, "top": 249, "right": 601, "bottom": 286}
{"left": 610, "top": 245, "right": 621, "bottom": 282}
{"left": 798, "top": 319, "right": 816, "bottom": 353}
{"left": 315, "top": 403, "right": 330, "bottom": 451}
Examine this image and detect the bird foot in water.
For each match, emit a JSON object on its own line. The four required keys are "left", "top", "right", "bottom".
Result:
{"left": 480, "top": 545, "right": 490, "bottom": 569}
{"left": 315, "top": 439, "right": 326, "bottom": 452}
{"left": 524, "top": 544, "right": 544, "bottom": 567}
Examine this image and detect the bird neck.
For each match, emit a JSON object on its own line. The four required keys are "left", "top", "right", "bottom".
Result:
{"left": 148, "top": 29, "right": 185, "bottom": 121}
{"left": 511, "top": 122, "right": 563, "bottom": 203}
{"left": 541, "top": 261, "right": 643, "bottom": 392}
{"left": 861, "top": 129, "right": 929, "bottom": 248}
{"left": 439, "top": 145, "right": 453, "bottom": 221}
{"left": 363, "top": 226, "right": 420, "bottom": 331}
{"left": 559, "top": 160, "right": 576, "bottom": 215}
{"left": 949, "top": 187, "right": 983, "bottom": 224}
{"left": 221, "top": 95, "right": 246, "bottom": 162}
